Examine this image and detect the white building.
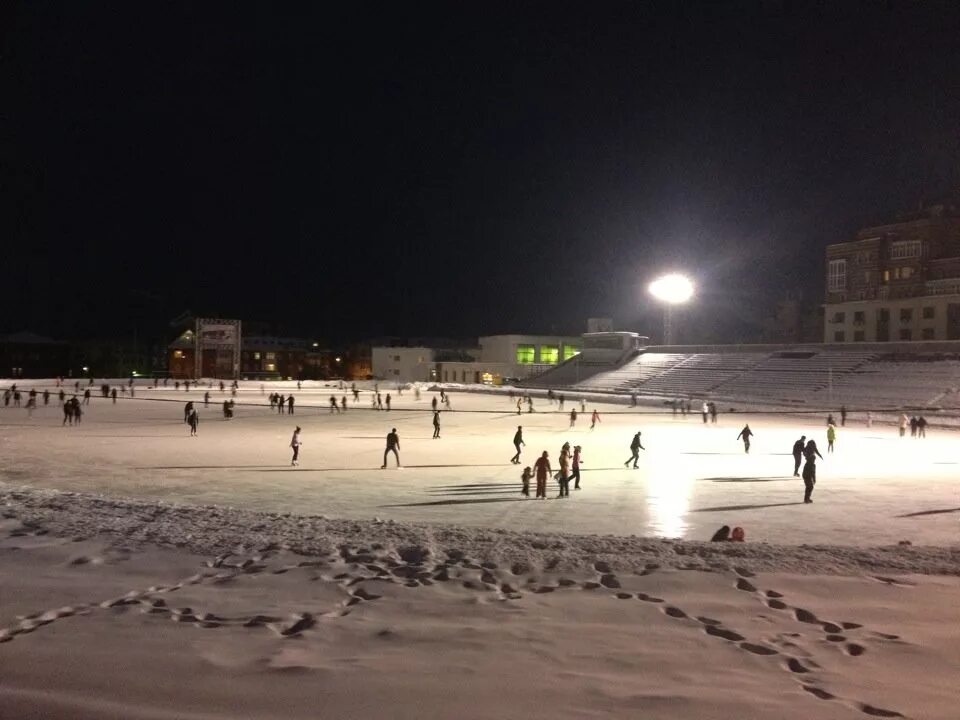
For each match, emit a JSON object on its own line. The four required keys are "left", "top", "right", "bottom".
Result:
{"left": 371, "top": 346, "right": 436, "bottom": 383}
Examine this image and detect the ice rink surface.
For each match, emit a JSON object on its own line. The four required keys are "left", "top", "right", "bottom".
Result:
{"left": 1, "top": 382, "right": 957, "bottom": 546}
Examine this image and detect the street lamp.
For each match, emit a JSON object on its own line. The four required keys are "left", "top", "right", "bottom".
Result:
{"left": 649, "top": 274, "right": 694, "bottom": 345}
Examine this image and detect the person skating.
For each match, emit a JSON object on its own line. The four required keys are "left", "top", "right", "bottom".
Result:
{"left": 791, "top": 435, "right": 806, "bottom": 476}
{"left": 533, "top": 451, "right": 551, "bottom": 499}
{"left": 558, "top": 394, "right": 565, "bottom": 410}
{"left": 516, "top": 398, "right": 522, "bottom": 415}
{"left": 58, "top": 389, "right": 65, "bottom": 405}
{"left": 527, "top": 397, "right": 534, "bottom": 413}
{"left": 184, "top": 401, "right": 194, "bottom": 423}
{"left": 377, "top": 393, "right": 383, "bottom": 411}
{"left": 82, "top": 388, "right": 90, "bottom": 405}
{"left": 277, "top": 394, "right": 285, "bottom": 414}
{"left": 432, "top": 410, "right": 441, "bottom": 439}
{"left": 826, "top": 413, "right": 835, "bottom": 427}
{"left": 736, "top": 424, "right": 753, "bottom": 453}
{"left": 269, "top": 393, "right": 277, "bottom": 410}
{"left": 709, "top": 402, "right": 718, "bottom": 423}
{"left": 557, "top": 447, "right": 571, "bottom": 498}
{"left": 624, "top": 432, "right": 645, "bottom": 468}
{"left": 918, "top": 416, "right": 928, "bottom": 438}
{"left": 511, "top": 426, "right": 525, "bottom": 463}
{"left": 701, "top": 401, "right": 708, "bottom": 423}
{"left": 341, "top": 396, "right": 347, "bottom": 412}
{"left": 569, "top": 407, "right": 577, "bottom": 428}
{"left": 590, "top": 409, "right": 601, "bottom": 430}
{"left": 290, "top": 426, "right": 302, "bottom": 466}
{"left": 287, "top": 395, "right": 295, "bottom": 414}
{"left": 826, "top": 423, "right": 836, "bottom": 452}
{"left": 385, "top": 393, "right": 391, "bottom": 411}
{"left": 204, "top": 391, "right": 210, "bottom": 407}
{"left": 110, "top": 387, "right": 117, "bottom": 403}
{"left": 571, "top": 445, "right": 583, "bottom": 489}
{"left": 42, "top": 389, "right": 49, "bottom": 406}
{"left": 188, "top": 409, "right": 199, "bottom": 436}
{"left": 432, "top": 396, "right": 438, "bottom": 412}
{"left": 909, "top": 416, "right": 918, "bottom": 437}
{"left": 73, "top": 399, "right": 83, "bottom": 424}
{"left": 801, "top": 440, "right": 823, "bottom": 504}
{"left": 899, "top": 413, "right": 908, "bottom": 437}
{"left": 382, "top": 428, "right": 401, "bottom": 468}
{"left": 521, "top": 466, "right": 532, "bottom": 497}
{"left": 352, "top": 386, "right": 360, "bottom": 402}
{"left": 223, "top": 400, "right": 233, "bottom": 419}
{"left": 62, "top": 400, "right": 74, "bottom": 425}
{"left": 330, "top": 396, "right": 339, "bottom": 413}
{"left": 840, "top": 405, "right": 847, "bottom": 427}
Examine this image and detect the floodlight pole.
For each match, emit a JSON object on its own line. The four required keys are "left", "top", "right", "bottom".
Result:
{"left": 663, "top": 305, "right": 674, "bottom": 345}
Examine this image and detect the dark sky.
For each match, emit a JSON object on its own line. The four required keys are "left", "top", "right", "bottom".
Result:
{"left": 4, "top": 2, "right": 959, "bottom": 344}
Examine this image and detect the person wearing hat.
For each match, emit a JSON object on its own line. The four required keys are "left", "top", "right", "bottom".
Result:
{"left": 290, "top": 426, "right": 302, "bottom": 466}
{"left": 791, "top": 435, "right": 806, "bottom": 476}
{"left": 533, "top": 451, "right": 551, "bottom": 499}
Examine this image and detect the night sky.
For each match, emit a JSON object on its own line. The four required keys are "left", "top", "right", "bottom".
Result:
{"left": 4, "top": 2, "right": 959, "bottom": 345}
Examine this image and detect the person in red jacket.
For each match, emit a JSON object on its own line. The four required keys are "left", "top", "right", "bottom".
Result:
{"left": 533, "top": 451, "right": 551, "bottom": 499}
{"left": 590, "top": 409, "right": 601, "bottom": 430}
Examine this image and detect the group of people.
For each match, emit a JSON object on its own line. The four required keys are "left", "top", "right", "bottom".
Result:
{"left": 268, "top": 393, "right": 295, "bottom": 414}
{"left": 900, "top": 414, "right": 929, "bottom": 438}
{"left": 791, "top": 435, "right": 823, "bottom": 503}
{"left": 522, "top": 442, "right": 584, "bottom": 499}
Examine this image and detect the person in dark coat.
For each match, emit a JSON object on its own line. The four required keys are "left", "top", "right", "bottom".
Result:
{"left": 736, "top": 424, "right": 754, "bottom": 453}
{"left": 624, "top": 432, "right": 645, "bottom": 469}
{"left": 917, "top": 416, "right": 928, "bottom": 438}
{"left": 287, "top": 395, "right": 294, "bottom": 414}
{"left": 511, "top": 426, "right": 525, "bottom": 464}
{"left": 802, "top": 440, "right": 824, "bottom": 504}
{"left": 188, "top": 409, "right": 199, "bottom": 436}
{"left": 382, "top": 428, "right": 400, "bottom": 468}
{"left": 432, "top": 410, "right": 441, "bottom": 439}
{"left": 533, "top": 451, "right": 551, "bottom": 499}
{"left": 184, "top": 401, "right": 194, "bottom": 423}
{"left": 791, "top": 435, "right": 806, "bottom": 476}
{"left": 520, "top": 466, "right": 532, "bottom": 497}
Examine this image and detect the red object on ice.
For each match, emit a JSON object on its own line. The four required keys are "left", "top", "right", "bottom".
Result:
{"left": 731, "top": 527, "right": 745, "bottom": 542}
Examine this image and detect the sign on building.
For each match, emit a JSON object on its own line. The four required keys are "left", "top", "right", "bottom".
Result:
{"left": 194, "top": 318, "right": 242, "bottom": 379}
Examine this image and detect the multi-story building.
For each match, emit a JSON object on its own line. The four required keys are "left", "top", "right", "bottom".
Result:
{"left": 823, "top": 203, "right": 960, "bottom": 343}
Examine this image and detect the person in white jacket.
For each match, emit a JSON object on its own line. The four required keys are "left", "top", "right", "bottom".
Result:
{"left": 290, "top": 426, "right": 302, "bottom": 466}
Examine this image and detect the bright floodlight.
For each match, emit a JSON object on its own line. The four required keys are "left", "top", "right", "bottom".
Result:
{"left": 649, "top": 274, "right": 694, "bottom": 304}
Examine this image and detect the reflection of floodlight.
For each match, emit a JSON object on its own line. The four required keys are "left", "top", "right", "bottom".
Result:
{"left": 312, "top": 342, "right": 319, "bottom": 347}
{"left": 335, "top": 356, "right": 342, "bottom": 363}
{"left": 82, "top": 366, "right": 89, "bottom": 372}
{"left": 648, "top": 274, "right": 694, "bottom": 344}
{"left": 649, "top": 274, "right": 694, "bottom": 304}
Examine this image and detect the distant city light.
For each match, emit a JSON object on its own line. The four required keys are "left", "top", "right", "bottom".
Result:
{"left": 335, "top": 356, "right": 341, "bottom": 363}
{"left": 82, "top": 366, "right": 89, "bottom": 372}
{"left": 649, "top": 274, "right": 694, "bottom": 304}
{"left": 312, "top": 342, "right": 319, "bottom": 347}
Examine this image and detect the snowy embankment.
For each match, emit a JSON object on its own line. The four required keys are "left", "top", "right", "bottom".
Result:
{"left": 4, "top": 486, "right": 958, "bottom": 576}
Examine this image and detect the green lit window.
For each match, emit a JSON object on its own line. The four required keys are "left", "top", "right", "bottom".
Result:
{"left": 562, "top": 345, "right": 580, "bottom": 361}
{"left": 516, "top": 345, "right": 535, "bottom": 364}
{"left": 540, "top": 346, "right": 559, "bottom": 364}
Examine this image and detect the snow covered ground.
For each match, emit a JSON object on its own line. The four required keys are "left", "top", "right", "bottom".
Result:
{"left": 1, "top": 380, "right": 957, "bottom": 546}
{"left": 2, "top": 380, "right": 959, "bottom": 719}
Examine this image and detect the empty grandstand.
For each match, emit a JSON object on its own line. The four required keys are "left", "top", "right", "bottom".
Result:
{"left": 523, "top": 341, "right": 960, "bottom": 410}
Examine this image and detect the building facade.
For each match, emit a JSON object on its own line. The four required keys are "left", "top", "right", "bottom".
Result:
{"left": 823, "top": 204, "right": 960, "bottom": 343}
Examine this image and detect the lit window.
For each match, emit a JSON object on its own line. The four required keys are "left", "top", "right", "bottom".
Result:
{"left": 539, "top": 346, "right": 559, "bottom": 364}
{"left": 901, "top": 267, "right": 912, "bottom": 279}
{"left": 265, "top": 363, "right": 276, "bottom": 372}
{"left": 827, "top": 260, "right": 846, "bottom": 292}
{"left": 516, "top": 345, "right": 535, "bottom": 364}
{"left": 883, "top": 270, "right": 890, "bottom": 282}
{"left": 562, "top": 346, "right": 580, "bottom": 361}
{"left": 253, "top": 352, "right": 261, "bottom": 360}
{"left": 890, "top": 240, "right": 921, "bottom": 260}
{"left": 266, "top": 352, "right": 276, "bottom": 361}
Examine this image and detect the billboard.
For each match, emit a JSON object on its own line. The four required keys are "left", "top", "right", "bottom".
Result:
{"left": 194, "top": 318, "right": 242, "bottom": 379}
{"left": 198, "top": 324, "right": 238, "bottom": 346}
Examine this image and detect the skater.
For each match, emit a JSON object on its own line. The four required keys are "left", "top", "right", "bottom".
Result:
{"left": 414, "top": 386, "right": 421, "bottom": 401}
{"left": 918, "top": 416, "right": 928, "bottom": 438}
{"left": 185, "top": 380, "right": 190, "bottom": 392}
{"left": 269, "top": 393, "right": 277, "bottom": 410}
{"left": 184, "top": 401, "right": 194, "bottom": 423}
{"left": 223, "top": 400, "right": 233, "bottom": 419}
{"left": 909, "top": 416, "right": 918, "bottom": 437}
{"left": 701, "top": 401, "right": 708, "bottom": 423}
{"left": 630, "top": 393, "right": 638, "bottom": 407}
{"left": 204, "top": 391, "right": 210, "bottom": 407}
{"left": 840, "top": 405, "right": 847, "bottom": 427}
{"left": 801, "top": 439, "right": 823, "bottom": 504}
{"left": 341, "top": 396, "right": 347, "bottom": 412}
{"left": 297, "top": 380, "right": 302, "bottom": 390}
{"left": 82, "top": 389, "right": 91, "bottom": 405}
{"left": 278, "top": 394, "right": 285, "bottom": 414}
{"left": 557, "top": 447, "right": 570, "bottom": 498}
{"left": 547, "top": 389, "right": 554, "bottom": 405}
{"left": 533, "top": 451, "right": 551, "bottom": 499}
{"left": 866, "top": 410, "right": 873, "bottom": 428}
{"left": 219, "top": 381, "right": 225, "bottom": 392}
{"left": 826, "top": 422, "right": 836, "bottom": 452}
{"left": 709, "top": 401, "right": 718, "bottom": 424}
{"left": 290, "top": 426, "right": 302, "bottom": 466}
{"left": 624, "top": 432, "right": 645, "bottom": 468}
{"left": 511, "top": 426, "right": 525, "bottom": 464}
{"left": 590, "top": 409, "right": 601, "bottom": 429}
{"left": 521, "top": 466, "right": 532, "bottom": 497}
{"left": 42, "top": 389, "right": 49, "bottom": 405}
{"left": 736, "top": 424, "right": 753, "bottom": 453}
{"left": 111, "top": 387, "right": 117, "bottom": 403}
{"left": 899, "top": 413, "right": 908, "bottom": 437}
{"left": 569, "top": 407, "right": 577, "bottom": 428}
{"left": 329, "top": 395, "right": 339, "bottom": 413}
{"left": 287, "top": 395, "right": 294, "bottom": 414}
{"left": 558, "top": 394, "right": 565, "bottom": 410}
{"left": 13, "top": 391, "right": 21, "bottom": 407}
{"left": 376, "top": 393, "right": 383, "bottom": 410}
{"left": 432, "top": 396, "right": 438, "bottom": 412}
{"left": 432, "top": 410, "right": 441, "bottom": 438}
{"left": 187, "top": 408, "right": 199, "bottom": 436}
{"left": 382, "top": 428, "right": 400, "bottom": 468}
{"left": 73, "top": 400, "right": 83, "bottom": 424}
{"left": 516, "top": 398, "right": 523, "bottom": 415}
{"left": 385, "top": 393, "right": 391, "bottom": 411}
{"left": 58, "top": 389, "right": 65, "bottom": 405}
{"left": 352, "top": 387, "right": 360, "bottom": 402}
{"left": 791, "top": 435, "right": 806, "bottom": 476}
{"left": 527, "top": 397, "right": 534, "bottom": 413}
{"left": 571, "top": 445, "right": 583, "bottom": 490}
{"left": 580, "top": 397, "right": 586, "bottom": 413}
